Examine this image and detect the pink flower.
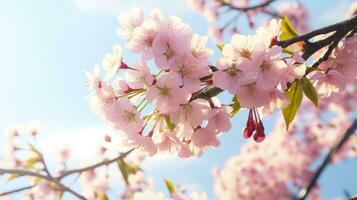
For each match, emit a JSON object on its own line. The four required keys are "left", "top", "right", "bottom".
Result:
{"left": 236, "top": 83, "right": 271, "bottom": 109}
{"left": 208, "top": 26, "right": 223, "bottom": 42}
{"left": 102, "top": 44, "right": 123, "bottom": 80}
{"left": 311, "top": 69, "right": 346, "bottom": 98}
{"left": 171, "top": 54, "right": 211, "bottom": 92}
{"left": 116, "top": 8, "right": 144, "bottom": 40}
{"left": 191, "top": 128, "right": 220, "bottom": 156}
{"left": 152, "top": 17, "right": 193, "bottom": 70}
{"left": 206, "top": 106, "right": 232, "bottom": 134}
{"left": 256, "top": 19, "right": 281, "bottom": 48}
{"left": 104, "top": 98, "right": 143, "bottom": 133}
{"left": 146, "top": 72, "right": 191, "bottom": 113}
{"left": 126, "top": 20, "right": 158, "bottom": 60}
{"left": 212, "top": 57, "right": 255, "bottom": 94}
{"left": 124, "top": 60, "right": 154, "bottom": 89}
{"left": 170, "top": 99, "right": 211, "bottom": 138}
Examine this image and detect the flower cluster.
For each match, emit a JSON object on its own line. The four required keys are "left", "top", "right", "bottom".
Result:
{"left": 213, "top": 89, "right": 357, "bottom": 200}
{"left": 212, "top": 19, "right": 305, "bottom": 142}
{"left": 276, "top": 2, "right": 310, "bottom": 33}
{"left": 310, "top": 13, "right": 357, "bottom": 98}
{"left": 87, "top": 8, "right": 233, "bottom": 157}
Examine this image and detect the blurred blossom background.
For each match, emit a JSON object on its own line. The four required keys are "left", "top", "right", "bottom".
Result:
{"left": 0, "top": 0, "right": 356, "bottom": 199}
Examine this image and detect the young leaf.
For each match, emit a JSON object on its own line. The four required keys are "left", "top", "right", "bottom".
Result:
{"left": 24, "top": 156, "right": 41, "bottom": 168}
{"left": 117, "top": 159, "right": 130, "bottom": 185}
{"left": 302, "top": 77, "right": 318, "bottom": 107}
{"left": 280, "top": 16, "right": 299, "bottom": 41}
{"left": 282, "top": 80, "right": 303, "bottom": 130}
{"left": 231, "top": 96, "right": 241, "bottom": 117}
{"left": 7, "top": 173, "right": 22, "bottom": 182}
{"left": 96, "top": 192, "right": 109, "bottom": 200}
{"left": 217, "top": 44, "right": 225, "bottom": 51}
{"left": 164, "top": 178, "right": 175, "bottom": 195}
{"left": 164, "top": 115, "right": 176, "bottom": 131}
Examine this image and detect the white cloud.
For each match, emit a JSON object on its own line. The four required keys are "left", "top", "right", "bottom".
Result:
{"left": 69, "top": 0, "right": 188, "bottom": 16}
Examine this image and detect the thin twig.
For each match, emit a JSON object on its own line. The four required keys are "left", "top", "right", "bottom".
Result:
{"left": 58, "top": 148, "right": 134, "bottom": 179}
{"left": 0, "top": 185, "right": 36, "bottom": 196}
{"left": 298, "top": 119, "right": 357, "bottom": 200}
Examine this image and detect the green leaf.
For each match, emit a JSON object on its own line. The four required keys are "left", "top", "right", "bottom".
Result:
{"left": 7, "top": 173, "right": 22, "bottom": 182}
{"left": 164, "top": 178, "right": 175, "bottom": 195}
{"left": 24, "top": 156, "right": 41, "bottom": 168}
{"left": 164, "top": 115, "right": 176, "bottom": 131}
{"left": 117, "top": 159, "right": 141, "bottom": 185}
{"left": 217, "top": 44, "right": 225, "bottom": 51}
{"left": 96, "top": 192, "right": 109, "bottom": 200}
{"left": 231, "top": 96, "right": 241, "bottom": 117}
{"left": 302, "top": 77, "right": 318, "bottom": 107}
{"left": 282, "top": 80, "right": 303, "bottom": 130}
{"left": 280, "top": 16, "right": 298, "bottom": 41}
{"left": 117, "top": 159, "right": 130, "bottom": 185}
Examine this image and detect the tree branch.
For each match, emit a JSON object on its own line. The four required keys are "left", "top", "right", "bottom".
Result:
{"left": 298, "top": 119, "right": 357, "bottom": 200}
{"left": 217, "top": 0, "right": 278, "bottom": 12}
{"left": 0, "top": 185, "right": 35, "bottom": 196}
{"left": 58, "top": 148, "right": 134, "bottom": 179}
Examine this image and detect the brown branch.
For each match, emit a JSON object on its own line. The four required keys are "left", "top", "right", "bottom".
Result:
{"left": 298, "top": 119, "right": 357, "bottom": 200}
{"left": 279, "top": 15, "right": 357, "bottom": 48}
{"left": 58, "top": 148, "right": 134, "bottom": 179}
{"left": 0, "top": 185, "right": 35, "bottom": 196}
{"left": 217, "top": 0, "right": 278, "bottom": 12}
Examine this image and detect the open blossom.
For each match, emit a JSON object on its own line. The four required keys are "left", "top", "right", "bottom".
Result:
{"left": 102, "top": 44, "right": 124, "bottom": 80}
{"left": 116, "top": 8, "right": 144, "bottom": 40}
{"left": 127, "top": 20, "right": 158, "bottom": 60}
{"left": 146, "top": 72, "right": 191, "bottom": 113}
{"left": 124, "top": 60, "right": 154, "bottom": 89}
{"left": 152, "top": 16, "right": 193, "bottom": 69}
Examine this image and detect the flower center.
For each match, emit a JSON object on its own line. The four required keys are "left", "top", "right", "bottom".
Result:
{"left": 163, "top": 44, "right": 176, "bottom": 60}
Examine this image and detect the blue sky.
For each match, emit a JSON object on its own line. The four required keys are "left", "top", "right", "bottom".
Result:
{"left": 0, "top": 0, "right": 356, "bottom": 199}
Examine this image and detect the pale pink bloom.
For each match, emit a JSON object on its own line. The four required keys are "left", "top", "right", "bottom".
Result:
{"left": 334, "top": 36, "right": 357, "bottom": 82}
{"left": 116, "top": 8, "right": 144, "bottom": 40}
{"left": 171, "top": 54, "right": 211, "bottom": 92}
{"left": 256, "top": 19, "right": 281, "bottom": 48}
{"left": 105, "top": 98, "right": 143, "bottom": 133}
{"left": 236, "top": 83, "right": 271, "bottom": 108}
{"left": 190, "top": 34, "right": 213, "bottom": 63}
{"left": 102, "top": 44, "right": 123, "bottom": 80}
{"left": 178, "top": 142, "right": 194, "bottom": 158}
{"left": 146, "top": 72, "right": 191, "bottom": 113}
{"left": 280, "top": 63, "right": 306, "bottom": 90}
{"left": 264, "top": 89, "right": 289, "bottom": 113}
{"left": 311, "top": 70, "right": 346, "bottom": 98}
{"left": 152, "top": 17, "right": 193, "bottom": 69}
{"left": 190, "top": 128, "right": 220, "bottom": 156}
{"left": 212, "top": 57, "right": 256, "bottom": 94}
{"left": 124, "top": 60, "right": 154, "bottom": 89}
{"left": 126, "top": 132, "right": 157, "bottom": 156}
{"left": 112, "top": 77, "right": 129, "bottom": 96}
{"left": 149, "top": 8, "right": 164, "bottom": 23}
{"left": 277, "top": 2, "right": 310, "bottom": 33}
{"left": 255, "top": 46, "right": 287, "bottom": 90}
{"left": 206, "top": 106, "right": 232, "bottom": 134}
{"left": 133, "top": 191, "right": 165, "bottom": 200}
{"left": 126, "top": 20, "right": 158, "bottom": 60}
{"left": 224, "top": 34, "right": 263, "bottom": 61}
{"left": 170, "top": 99, "right": 211, "bottom": 138}
{"left": 156, "top": 133, "right": 181, "bottom": 152}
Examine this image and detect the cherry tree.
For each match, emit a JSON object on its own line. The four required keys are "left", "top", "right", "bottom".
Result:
{"left": 1, "top": 0, "right": 357, "bottom": 199}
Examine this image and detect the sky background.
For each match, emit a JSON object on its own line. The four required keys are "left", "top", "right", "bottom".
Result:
{"left": 0, "top": 0, "right": 356, "bottom": 199}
